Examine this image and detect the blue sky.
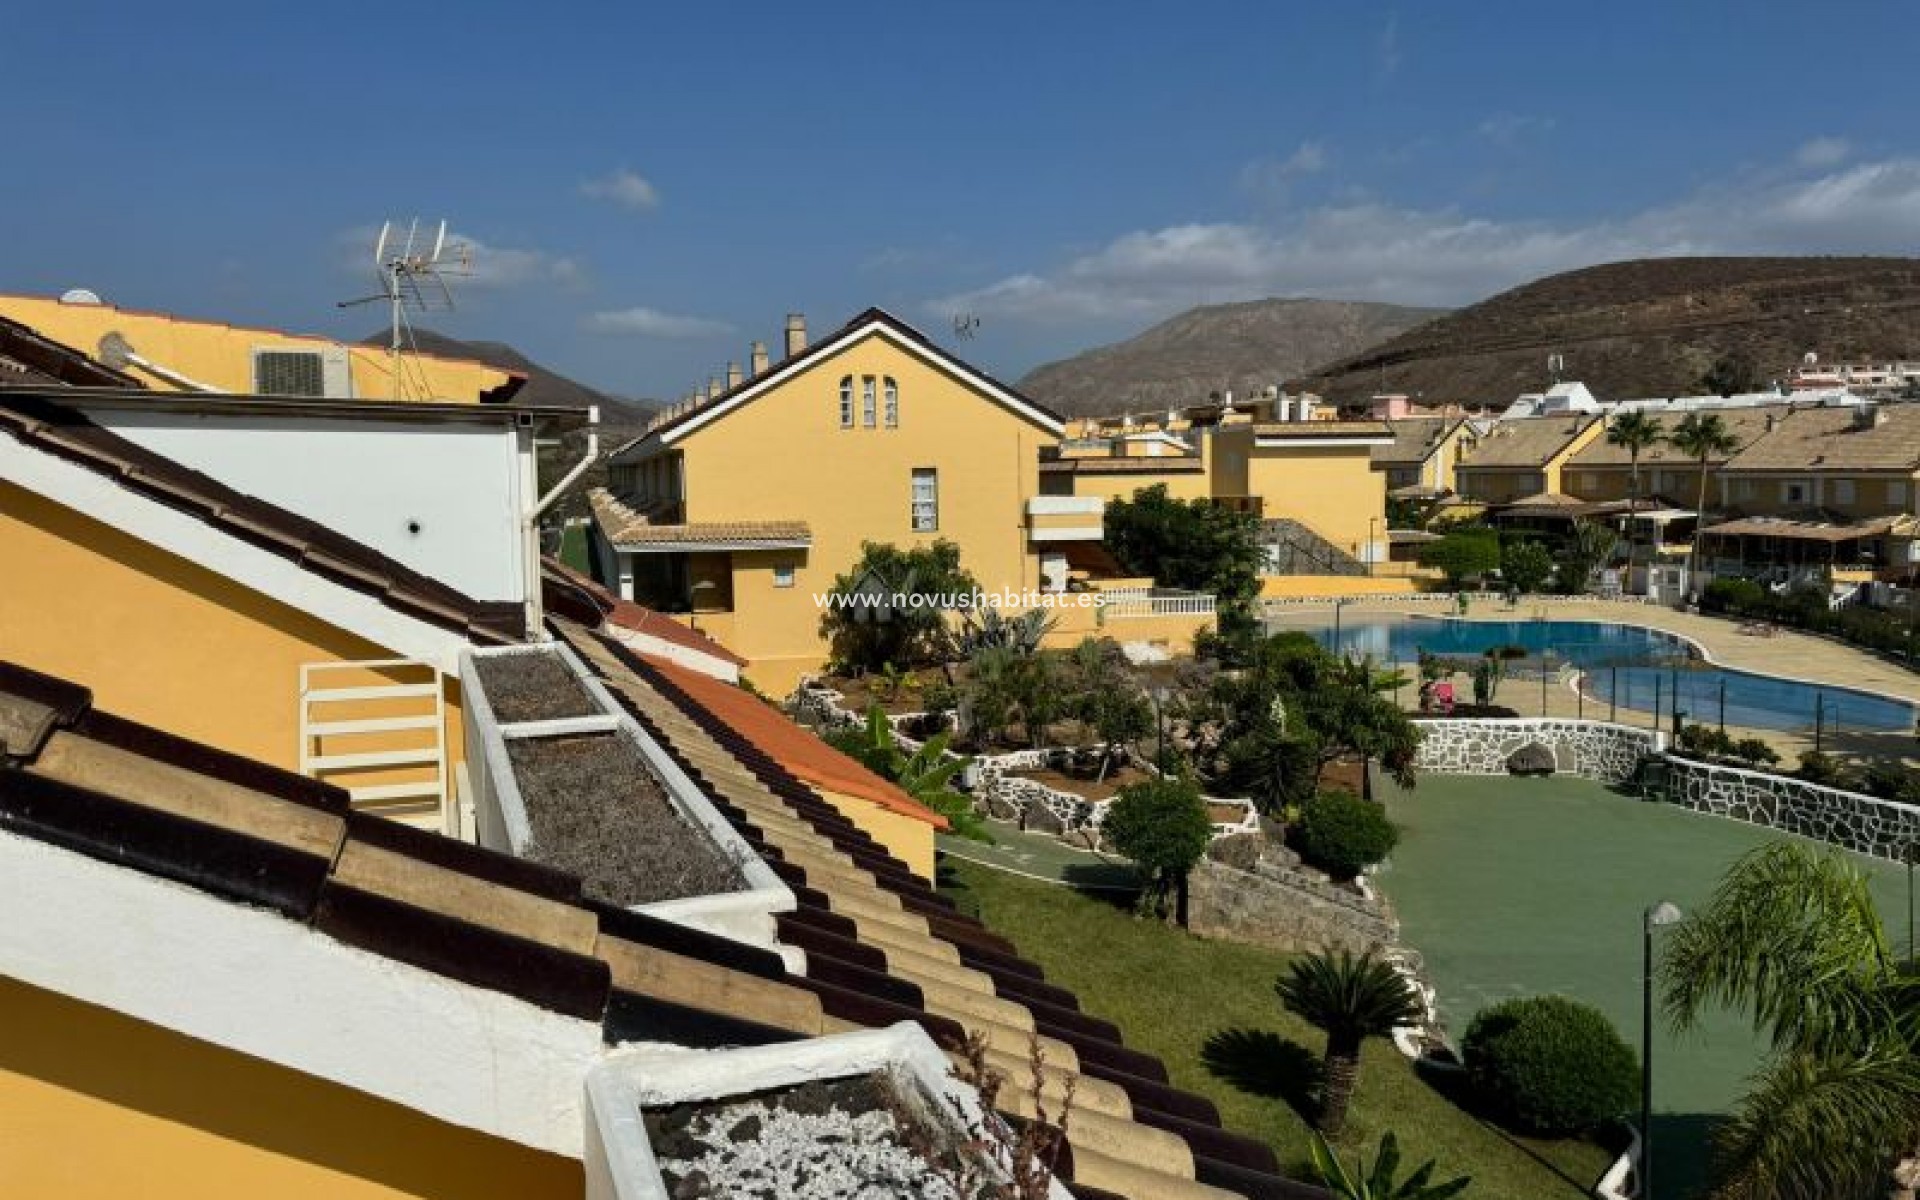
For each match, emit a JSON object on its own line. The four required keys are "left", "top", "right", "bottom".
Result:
{"left": 9, "top": 1, "right": 1920, "bottom": 399}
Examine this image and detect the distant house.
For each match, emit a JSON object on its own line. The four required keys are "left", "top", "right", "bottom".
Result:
{"left": 1564, "top": 404, "right": 1788, "bottom": 508}
{"left": 1371, "top": 416, "right": 1473, "bottom": 499}
{"left": 1453, "top": 414, "right": 1604, "bottom": 505}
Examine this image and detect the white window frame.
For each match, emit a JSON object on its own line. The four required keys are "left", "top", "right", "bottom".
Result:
{"left": 911, "top": 468, "right": 938, "bottom": 532}
{"left": 838, "top": 377, "right": 854, "bottom": 429}
{"left": 862, "top": 376, "right": 877, "bottom": 428}
{"left": 883, "top": 377, "right": 898, "bottom": 428}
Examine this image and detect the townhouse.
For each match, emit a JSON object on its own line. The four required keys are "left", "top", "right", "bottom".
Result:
{"left": 1451, "top": 413, "right": 1604, "bottom": 505}
{"left": 1371, "top": 415, "right": 1475, "bottom": 499}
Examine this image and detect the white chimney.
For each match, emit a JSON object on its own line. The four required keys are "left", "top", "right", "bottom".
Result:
{"left": 1296, "top": 397, "right": 1316, "bottom": 422}
{"left": 784, "top": 313, "right": 807, "bottom": 358}
{"left": 1276, "top": 397, "right": 1294, "bottom": 422}
{"left": 726, "top": 361, "right": 743, "bottom": 389}
{"left": 750, "top": 340, "right": 769, "bottom": 376}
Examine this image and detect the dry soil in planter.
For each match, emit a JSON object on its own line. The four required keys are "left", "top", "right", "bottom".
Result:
{"left": 644, "top": 1073, "right": 979, "bottom": 1200}
{"left": 474, "top": 652, "right": 599, "bottom": 723}
{"left": 509, "top": 733, "right": 745, "bottom": 906}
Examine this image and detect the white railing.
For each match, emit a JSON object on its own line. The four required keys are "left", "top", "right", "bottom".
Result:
{"left": 1104, "top": 589, "right": 1217, "bottom": 618}
{"left": 299, "top": 658, "right": 449, "bottom": 832}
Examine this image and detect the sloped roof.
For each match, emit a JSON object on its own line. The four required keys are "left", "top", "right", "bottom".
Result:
{"left": 0, "top": 654, "right": 1314, "bottom": 1200}
{"left": 0, "top": 314, "right": 145, "bottom": 389}
{"left": 1250, "top": 419, "right": 1392, "bottom": 442}
{"left": 589, "top": 488, "right": 810, "bottom": 549}
{"left": 0, "top": 393, "right": 523, "bottom": 644}
{"left": 1494, "top": 491, "right": 1588, "bottom": 518}
{"left": 1371, "top": 417, "right": 1463, "bottom": 467}
{"left": 1569, "top": 405, "right": 1790, "bottom": 467}
{"left": 541, "top": 558, "right": 748, "bottom": 669}
{"left": 1040, "top": 456, "right": 1206, "bottom": 475}
{"left": 1457, "top": 414, "right": 1599, "bottom": 470}
{"left": 1723, "top": 405, "right": 1920, "bottom": 473}
{"left": 622, "top": 308, "right": 1064, "bottom": 456}
{"left": 1698, "top": 514, "right": 1908, "bottom": 543}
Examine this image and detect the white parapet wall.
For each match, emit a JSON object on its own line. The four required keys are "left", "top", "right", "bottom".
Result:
{"left": 1665, "top": 753, "right": 1920, "bottom": 862}
{"left": 1412, "top": 718, "right": 1665, "bottom": 783}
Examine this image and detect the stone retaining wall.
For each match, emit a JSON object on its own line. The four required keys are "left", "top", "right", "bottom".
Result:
{"left": 1413, "top": 718, "right": 1664, "bottom": 784}
{"left": 1187, "top": 851, "right": 1399, "bottom": 956}
{"left": 1664, "top": 755, "right": 1920, "bottom": 862}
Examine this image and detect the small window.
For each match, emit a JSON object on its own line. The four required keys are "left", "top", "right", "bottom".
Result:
{"left": 911, "top": 468, "right": 939, "bottom": 532}
{"left": 1782, "top": 481, "right": 1809, "bottom": 505}
{"left": 1737, "top": 479, "right": 1756, "bottom": 501}
{"left": 862, "top": 376, "right": 877, "bottom": 428}
{"left": 1831, "top": 479, "right": 1856, "bottom": 505}
{"left": 883, "top": 377, "right": 898, "bottom": 428}
{"left": 1890, "top": 481, "right": 1910, "bottom": 508}
{"left": 773, "top": 564, "right": 795, "bottom": 589}
{"left": 839, "top": 377, "right": 854, "bottom": 429}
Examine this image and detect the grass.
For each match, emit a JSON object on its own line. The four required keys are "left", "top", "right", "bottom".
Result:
{"left": 939, "top": 856, "right": 1614, "bottom": 1200}
{"left": 558, "top": 522, "right": 590, "bottom": 573}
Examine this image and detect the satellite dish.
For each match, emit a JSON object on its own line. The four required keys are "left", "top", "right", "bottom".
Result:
{"left": 97, "top": 332, "right": 135, "bottom": 371}
{"left": 1804, "top": 351, "right": 1819, "bottom": 366}
{"left": 59, "top": 288, "right": 103, "bottom": 306}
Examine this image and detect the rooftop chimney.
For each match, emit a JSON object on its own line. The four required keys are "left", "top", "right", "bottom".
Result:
{"left": 750, "top": 340, "right": 769, "bottom": 377}
{"left": 784, "top": 313, "right": 807, "bottom": 358}
{"left": 726, "top": 361, "right": 743, "bottom": 389}
{"left": 706, "top": 376, "right": 721, "bottom": 401}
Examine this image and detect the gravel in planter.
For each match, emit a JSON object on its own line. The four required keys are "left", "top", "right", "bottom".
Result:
{"left": 475, "top": 651, "right": 600, "bottom": 723}
{"left": 509, "top": 734, "right": 745, "bottom": 907}
{"left": 644, "top": 1074, "right": 978, "bottom": 1200}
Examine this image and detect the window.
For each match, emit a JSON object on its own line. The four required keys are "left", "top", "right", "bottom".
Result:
{"left": 911, "top": 468, "right": 939, "bottom": 532}
{"left": 838, "top": 377, "right": 854, "bottom": 428}
{"left": 862, "top": 376, "right": 877, "bottom": 428}
{"left": 883, "top": 376, "right": 898, "bottom": 427}
{"left": 1891, "top": 481, "right": 1910, "bottom": 508}
{"left": 773, "top": 564, "right": 795, "bottom": 589}
{"left": 1831, "top": 479, "right": 1856, "bottom": 506}
{"left": 1782, "top": 481, "right": 1809, "bottom": 505}
{"left": 1737, "top": 479, "right": 1756, "bottom": 501}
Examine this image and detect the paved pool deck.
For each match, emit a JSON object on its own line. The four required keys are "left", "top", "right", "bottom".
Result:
{"left": 1376, "top": 772, "right": 1916, "bottom": 1195}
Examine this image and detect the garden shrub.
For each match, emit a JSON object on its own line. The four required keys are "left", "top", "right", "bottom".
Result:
{"left": 1462, "top": 996, "right": 1639, "bottom": 1135}
{"left": 1291, "top": 790, "right": 1399, "bottom": 880}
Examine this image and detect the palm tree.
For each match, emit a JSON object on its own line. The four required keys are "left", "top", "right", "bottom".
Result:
{"left": 1607, "top": 410, "right": 1666, "bottom": 517}
{"left": 1662, "top": 843, "right": 1920, "bottom": 1200}
{"left": 1667, "top": 412, "right": 1741, "bottom": 588}
{"left": 1276, "top": 950, "right": 1424, "bottom": 1137}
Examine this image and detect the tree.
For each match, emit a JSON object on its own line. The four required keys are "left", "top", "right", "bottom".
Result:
{"left": 1557, "top": 519, "right": 1618, "bottom": 595}
{"left": 1417, "top": 530, "right": 1500, "bottom": 587}
{"left": 1500, "top": 539, "right": 1555, "bottom": 594}
{"left": 1276, "top": 951, "right": 1424, "bottom": 1137}
{"left": 1104, "top": 484, "right": 1264, "bottom": 634}
{"left": 1661, "top": 843, "right": 1920, "bottom": 1200}
{"left": 821, "top": 540, "right": 979, "bottom": 672}
{"left": 1308, "top": 1132, "right": 1470, "bottom": 1200}
{"left": 826, "top": 704, "right": 989, "bottom": 840}
{"left": 1700, "top": 351, "right": 1762, "bottom": 399}
{"left": 1667, "top": 413, "right": 1741, "bottom": 588}
{"left": 1066, "top": 639, "right": 1152, "bottom": 781}
{"left": 1102, "top": 775, "right": 1212, "bottom": 925}
{"left": 1606, "top": 410, "right": 1666, "bottom": 560}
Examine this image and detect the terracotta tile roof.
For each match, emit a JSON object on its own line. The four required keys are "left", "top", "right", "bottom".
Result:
{"left": 0, "top": 656, "right": 1318, "bottom": 1200}
{"left": 1250, "top": 419, "right": 1393, "bottom": 439}
{"left": 541, "top": 558, "right": 748, "bottom": 668}
{"left": 1723, "top": 404, "right": 1920, "bottom": 473}
{"left": 589, "top": 488, "right": 810, "bottom": 548}
{"left": 0, "top": 393, "right": 524, "bottom": 644}
{"left": 1569, "top": 405, "right": 1790, "bottom": 468}
{"left": 1698, "top": 514, "right": 1909, "bottom": 543}
{"left": 1370, "top": 417, "right": 1462, "bottom": 467}
{"left": 1456, "top": 414, "right": 1600, "bottom": 470}
{"left": 1040, "top": 457, "right": 1206, "bottom": 475}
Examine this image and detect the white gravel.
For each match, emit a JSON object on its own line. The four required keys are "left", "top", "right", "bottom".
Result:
{"left": 655, "top": 1097, "right": 964, "bottom": 1199}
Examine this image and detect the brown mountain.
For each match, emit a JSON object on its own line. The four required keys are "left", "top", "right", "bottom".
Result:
{"left": 1299, "top": 257, "right": 1920, "bottom": 403}
{"left": 1018, "top": 299, "right": 1446, "bottom": 417}
{"left": 359, "top": 327, "right": 657, "bottom": 422}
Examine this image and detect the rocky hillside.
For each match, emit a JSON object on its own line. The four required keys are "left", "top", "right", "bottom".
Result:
{"left": 1299, "top": 257, "right": 1920, "bottom": 403}
{"left": 1018, "top": 299, "right": 1445, "bottom": 417}
{"left": 360, "top": 327, "right": 656, "bottom": 422}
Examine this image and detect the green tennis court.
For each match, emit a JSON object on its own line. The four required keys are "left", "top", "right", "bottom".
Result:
{"left": 1376, "top": 773, "right": 1914, "bottom": 1195}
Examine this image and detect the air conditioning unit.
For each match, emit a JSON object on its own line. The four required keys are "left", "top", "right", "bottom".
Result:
{"left": 252, "top": 346, "right": 352, "bottom": 399}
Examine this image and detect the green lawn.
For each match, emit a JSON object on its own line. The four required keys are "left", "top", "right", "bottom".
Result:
{"left": 558, "top": 522, "right": 590, "bottom": 573}
{"left": 939, "top": 856, "right": 1613, "bottom": 1200}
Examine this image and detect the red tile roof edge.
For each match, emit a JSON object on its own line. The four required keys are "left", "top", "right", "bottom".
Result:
{"left": 540, "top": 558, "right": 748, "bottom": 667}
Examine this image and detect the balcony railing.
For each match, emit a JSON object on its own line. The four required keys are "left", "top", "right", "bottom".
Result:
{"left": 1210, "top": 495, "right": 1264, "bottom": 517}
{"left": 1102, "top": 587, "right": 1217, "bottom": 618}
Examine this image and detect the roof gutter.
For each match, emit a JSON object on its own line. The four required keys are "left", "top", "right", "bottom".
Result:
{"left": 533, "top": 404, "right": 599, "bottom": 519}
{"left": 523, "top": 405, "right": 599, "bottom": 641}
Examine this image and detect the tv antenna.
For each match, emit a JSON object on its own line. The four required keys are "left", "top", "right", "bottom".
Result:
{"left": 951, "top": 311, "right": 981, "bottom": 341}
{"left": 337, "top": 218, "right": 473, "bottom": 398}
{"left": 1547, "top": 352, "right": 1565, "bottom": 382}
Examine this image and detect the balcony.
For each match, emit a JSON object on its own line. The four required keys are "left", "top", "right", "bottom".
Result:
{"left": 1025, "top": 495, "right": 1104, "bottom": 542}
{"left": 1210, "top": 494, "right": 1264, "bottom": 517}
{"left": 1099, "top": 586, "right": 1218, "bottom": 618}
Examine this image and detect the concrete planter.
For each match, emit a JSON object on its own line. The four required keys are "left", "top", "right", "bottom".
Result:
{"left": 462, "top": 643, "right": 795, "bottom": 963}
{"left": 584, "top": 1022, "right": 1072, "bottom": 1200}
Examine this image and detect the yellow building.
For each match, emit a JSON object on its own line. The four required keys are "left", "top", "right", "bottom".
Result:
{"left": 1371, "top": 415, "right": 1476, "bottom": 498}
{"left": 1563, "top": 405, "right": 1786, "bottom": 507}
{"left": 1453, "top": 414, "right": 1604, "bottom": 504}
{"left": 594, "top": 309, "right": 1108, "bottom": 692}
{"left": 0, "top": 292, "right": 520, "bottom": 402}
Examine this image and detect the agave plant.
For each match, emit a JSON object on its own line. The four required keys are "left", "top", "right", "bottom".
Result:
{"left": 1309, "top": 1131, "right": 1470, "bottom": 1200}
{"left": 957, "top": 607, "right": 1058, "bottom": 657}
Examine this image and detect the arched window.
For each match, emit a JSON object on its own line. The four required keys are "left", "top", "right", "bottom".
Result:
{"left": 884, "top": 376, "right": 898, "bottom": 427}
{"left": 862, "top": 376, "right": 877, "bottom": 428}
{"left": 838, "top": 377, "right": 853, "bottom": 428}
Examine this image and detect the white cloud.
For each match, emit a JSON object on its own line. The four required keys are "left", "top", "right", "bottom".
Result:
{"left": 1477, "top": 113, "right": 1555, "bottom": 148}
{"left": 335, "top": 225, "right": 585, "bottom": 291}
{"left": 929, "top": 156, "right": 1920, "bottom": 324}
{"left": 1241, "top": 142, "right": 1328, "bottom": 196}
{"left": 1794, "top": 136, "right": 1851, "bottom": 168}
{"left": 585, "top": 306, "right": 733, "bottom": 339}
{"left": 581, "top": 168, "right": 661, "bottom": 211}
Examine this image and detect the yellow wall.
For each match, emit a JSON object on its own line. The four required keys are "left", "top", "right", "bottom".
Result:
{"left": 0, "top": 483, "right": 465, "bottom": 779}
{"left": 816, "top": 788, "right": 937, "bottom": 878}
{"left": 0, "top": 974, "right": 580, "bottom": 1200}
{"left": 1235, "top": 434, "right": 1387, "bottom": 556}
{"left": 1721, "top": 471, "right": 1917, "bottom": 520}
{"left": 647, "top": 335, "right": 1055, "bottom": 686}
{"left": 1259, "top": 575, "right": 1423, "bottom": 598}
{"left": 0, "top": 295, "right": 513, "bottom": 403}
{"left": 1064, "top": 469, "right": 1213, "bottom": 503}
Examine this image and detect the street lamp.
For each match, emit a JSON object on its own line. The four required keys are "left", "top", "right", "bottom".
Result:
{"left": 1642, "top": 900, "right": 1684, "bottom": 1200}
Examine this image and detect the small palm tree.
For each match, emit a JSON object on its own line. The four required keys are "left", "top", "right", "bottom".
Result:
{"left": 1277, "top": 950, "right": 1424, "bottom": 1136}
{"left": 826, "top": 703, "right": 986, "bottom": 839}
{"left": 1309, "top": 1131, "right": 1470, "bottom": 1200}
{"left": 1663, "top": 842, "right": 1920, "bottom": 1200}
{"left": 1606, "top": 410, "right": 1664, "bottom": 565}
{"left": 1667, "top": 412, "right": 1741, "bottom": 586}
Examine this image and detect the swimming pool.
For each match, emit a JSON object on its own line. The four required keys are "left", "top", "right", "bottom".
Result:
{"left": 1290, "top": 612, "right": 1916, "bottom": 733}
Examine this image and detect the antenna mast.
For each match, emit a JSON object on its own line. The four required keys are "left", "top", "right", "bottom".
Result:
{"left": 337, "top": 218, "right": 472, "bottom": 400}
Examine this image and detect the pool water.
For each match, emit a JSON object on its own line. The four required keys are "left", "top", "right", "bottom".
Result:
{"left": 1296, "top": 613, "right": 1915, "bottom": 734}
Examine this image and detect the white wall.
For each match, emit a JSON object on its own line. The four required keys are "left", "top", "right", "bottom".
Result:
{"left": 95, "top": 409, "right": 526, "bottom": 602}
